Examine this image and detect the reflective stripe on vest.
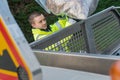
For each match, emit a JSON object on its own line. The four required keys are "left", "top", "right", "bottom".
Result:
{"left": 35, "top": 34, "right": 47, "bottom": 40}
{"left": 36, "top": 34, "right": 40, "bottom": 40}
{"left": 68, "top": 18, "right": 76, "bottom": 24}
{"left": 55, "top": 21, "right": 62, "bottom": 30}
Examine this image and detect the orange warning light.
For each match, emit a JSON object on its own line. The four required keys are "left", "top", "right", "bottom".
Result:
{"left": 110, "top": 60, "right": 120, "bottom": 80}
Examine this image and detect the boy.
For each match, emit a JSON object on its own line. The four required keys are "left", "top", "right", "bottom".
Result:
{"left": 28, "top": 12, "right": 76, "bottom": 40}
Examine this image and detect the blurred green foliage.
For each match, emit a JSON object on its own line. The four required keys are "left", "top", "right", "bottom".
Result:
{"left": 95, "top": 0, "right": 120, "bottom": 12}
{"left": 8, "top": 0, "right": 120, "bottom": 43}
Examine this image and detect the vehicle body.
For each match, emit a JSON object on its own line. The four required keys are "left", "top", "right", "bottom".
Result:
{"left": 0, "top": 0, "right": 120, "bottom": 80}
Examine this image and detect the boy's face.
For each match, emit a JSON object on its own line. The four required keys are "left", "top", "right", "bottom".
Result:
{"left": 32, "top": 14, "right": 47, "bottom": 29}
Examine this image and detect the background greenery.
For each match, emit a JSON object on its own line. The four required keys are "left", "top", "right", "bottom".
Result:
{"left": 8, "top": 0, "right": 120, "bottom": 43}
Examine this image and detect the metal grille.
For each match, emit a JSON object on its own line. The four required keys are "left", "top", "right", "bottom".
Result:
{"left": 93, "top": 12, "right": 120, "bottom": 53}
{"left": 67, "top": 30, "right": 87, "bottom": 52}
{"left": 44, "top": 28, "right": 87, "bottom": 52}
{"left": 30, "top": 22, "right": 88, "bottom": 53}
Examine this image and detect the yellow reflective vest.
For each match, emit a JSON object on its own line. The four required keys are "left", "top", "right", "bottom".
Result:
{"left": 32, "top": 17, "right": 76, "bottom": 40}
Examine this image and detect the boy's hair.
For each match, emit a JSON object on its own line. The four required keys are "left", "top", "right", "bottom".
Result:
{"left": 28, "top": 12, "right": 42, "bottom": 24}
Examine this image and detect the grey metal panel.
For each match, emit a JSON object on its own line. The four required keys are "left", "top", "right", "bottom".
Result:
{"left": 84, "top": 21, "right": 97, "bottom": 53}
{"left": 84, "top": 6, "right": 114, "bottom": 54}
{"left": 0, "top": 0, "right": 15, "bottom": 25}
{"left": 35, "top": 0, "right": 50, "bottom": 13}
{"left": 85, "top": 6, "right": 120, "bottom": 54}
{"left": 33, "top": 50, "right": 120, "bottom": 75}
{"left": 41, "top": 66, "right": 110, "bottom": 80}
{"left": 0, "top": 0, "right": 42, "bottom": 80}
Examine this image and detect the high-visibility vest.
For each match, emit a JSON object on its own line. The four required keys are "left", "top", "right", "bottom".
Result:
{"left": 32, "top": 17, "right": 76, "bottom": 40}
{"left": 44, "top": 35, "right": 72, "bottom": 52}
